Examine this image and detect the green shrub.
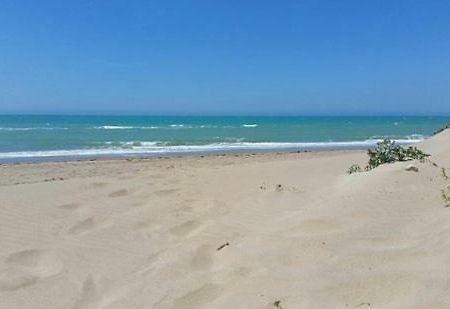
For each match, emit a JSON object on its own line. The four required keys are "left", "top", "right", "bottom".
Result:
{"left": 347, "top": 139, "right": 429, "bottom": 173}
{"left": 366, "top": 139, "right": 429, "bottom": 170}
{"left": 347, "top": 164, "right": 362, "bottom": 174}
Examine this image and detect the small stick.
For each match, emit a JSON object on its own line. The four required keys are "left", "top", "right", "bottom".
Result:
{"left": 216, "top": 242, "right": 230, "bottom": 251}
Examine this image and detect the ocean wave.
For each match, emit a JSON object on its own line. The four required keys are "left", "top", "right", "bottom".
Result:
{"left": 91, "top": 124, "right": 263, "bottom": 130}
{"left": 93, "top": 125, "right": 160, "bottom": 130}
{"left": 0, "top": 138, "right": 424, "bottom": 159}
{"left": 218, "top": 137, "right": 246, "bottom": 142}
{"left": 199, "top": 125, "right": 220, "bottom": 128}
{"left": 407, "top": 134, "right": 426, "bottom": 139}
{"left": 94, "top": 125, "right": 135, "bottom": 130}
{"left": 369, "top": 134, "right": 425, "bottom": 140}
{"left": 0, "top": 127, "right": 68, "bottom": 131}
{"left": 168, "top": 124, "right": 197, "bottom": 129}
{"left": 103, "top": 141, "right": 165, "bottom": 148}
{"left": 93, "top": 124, "right": 202, "bottom": 130}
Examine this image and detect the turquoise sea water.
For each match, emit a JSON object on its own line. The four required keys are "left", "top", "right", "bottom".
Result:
{"left": 0, "top": 115, "right": 449, "bottom": 161}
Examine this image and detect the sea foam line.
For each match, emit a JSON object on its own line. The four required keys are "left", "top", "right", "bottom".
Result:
{"left": 0, "top": 127, "right": 68, "bottom": 131}
{"left": 0, "top": 139, "right": 424, "bottom": 159}
{"left": 93, "top": 125, "right": 160, "bottom": 130}
{"left": 92, "top": 124, "right": 262, "bottom": 130}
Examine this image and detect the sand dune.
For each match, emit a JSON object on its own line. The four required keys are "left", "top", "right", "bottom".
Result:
{"left": 0, "top": 131, "right": 450, "bottom": 308}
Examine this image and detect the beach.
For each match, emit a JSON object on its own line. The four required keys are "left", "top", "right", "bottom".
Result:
{"left": 0, "top": 129, "right": 450, "bottom": 308}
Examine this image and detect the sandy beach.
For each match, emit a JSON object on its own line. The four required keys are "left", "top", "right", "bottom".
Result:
{"left": 0, "top": 130, "right": 449, "bottom": 308}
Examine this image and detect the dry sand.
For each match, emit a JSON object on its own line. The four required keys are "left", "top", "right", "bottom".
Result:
{"left": 0, "top": 130, "right": 450, "bottom": 308}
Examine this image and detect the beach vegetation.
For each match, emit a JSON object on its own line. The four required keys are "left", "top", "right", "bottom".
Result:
{"left": 442, "top": 187, "right": 450, "bottom": 207}
{"left": 442, "top": 168, "right": 450, "bottom": 207}
{"left": 366, "top": 139, "right": 429, "bottom": 170}
{"left": 442, "top": 168, "right": 449, "bottom": 180}
{"left": 347, "top": 139, "right": 429, "bottom": 173}
{"left": 434, "top": 123, "right": 450, "bottom": 135}
{"left": 347, "top": 164, "right": 362, "bottom": 174}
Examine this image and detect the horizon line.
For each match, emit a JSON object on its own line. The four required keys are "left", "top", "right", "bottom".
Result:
{"left": 0, "top": 112, "right": 450, "bottom": 118}
{"left": 1, "top": 113, "right": 450, "bottom": 118}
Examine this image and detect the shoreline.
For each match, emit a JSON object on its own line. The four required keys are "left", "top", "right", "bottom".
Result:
{"left": 0, "top": 148, "right": 362, "bottom": 165}
{"left": 0, "top": 138, "right": 423, "bottom": 165}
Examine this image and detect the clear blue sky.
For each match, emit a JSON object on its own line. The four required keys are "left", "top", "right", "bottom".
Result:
{"left": 1, "top": 0, "right": 449, "bottom": 115}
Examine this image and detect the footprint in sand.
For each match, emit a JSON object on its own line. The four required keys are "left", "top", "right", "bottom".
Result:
{"left": 137, "top": 251, "right": 164, "bottom": 275}
{"left": 68, "top": 218, "right": 97, "bottom": 235}
{"left": 177, "top": 205, "right": 194, "bottom": 213}
{"left": 72, "top": 275, "right": 125, "bottom": 309}
{"left": 172, "top": 283, "right": 221, "bottom": 309}
{"left": 0, "top": 269, "right": 37, "bottom": 292}
{"left": 289, "top": 218, "right": 342, "bottom": 236}
{"left": 90, "top": 182, "right": 109, "bottom": 188}
{"left": 0, "top": 249, "right": 63, "bottom": 292}
{"left": 169, "top": 220, "right": 207, "bottom": 237}
{"left": 153, "top": 188, "right": 180, "bottom": 197}
{"left": 73, "top": 275, "right": 100, "bottom": 309}
{"left": 208, "top": 200, "right": 230, "bottom": 216}
{"left": 66, "top": 217, "right": 112, "bottom": 236}
{"left": 58, "top": 203, "right": 81, "bottom": 211}
{"left": 190, "top": 245, "right": 215, "bottom": 270}
{"left": 108, "top": 189, "right": 128, "bottom": 198}
{"left": 133, "top": 220, "right": 161, "bottom": 238}
{"left": 150, "top": 173, "right": 165, "bottom": 180}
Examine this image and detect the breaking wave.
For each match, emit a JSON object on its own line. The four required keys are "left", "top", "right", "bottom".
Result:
{"left": 0, "top": 138, "right": 424, "bottom": 160}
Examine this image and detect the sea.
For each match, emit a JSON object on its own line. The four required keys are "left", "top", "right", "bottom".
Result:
{"left": 0, "top": 115, "right": 449, "bottom": 162}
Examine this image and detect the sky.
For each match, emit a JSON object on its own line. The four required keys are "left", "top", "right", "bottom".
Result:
{"left": 0, "top": 0, "right": 449, "bottom": 116}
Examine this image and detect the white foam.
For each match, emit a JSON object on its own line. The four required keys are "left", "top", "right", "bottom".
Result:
{"left": 0, "top": 139, "right": 424, "bottom": 160}
{"left": 93, "top": 126, "right": 135, "bottom": 130}
{"left": 370, "top": 134, "right": 425, "bottom": 140}
{"left": 242, "top": 124, "right": 258, "bottom": 128}
{"left": 0, "top": 127, "right": 68, "bottom": 131}
{"left": 93, "top": 125, "right": 160, "bottom": 130}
